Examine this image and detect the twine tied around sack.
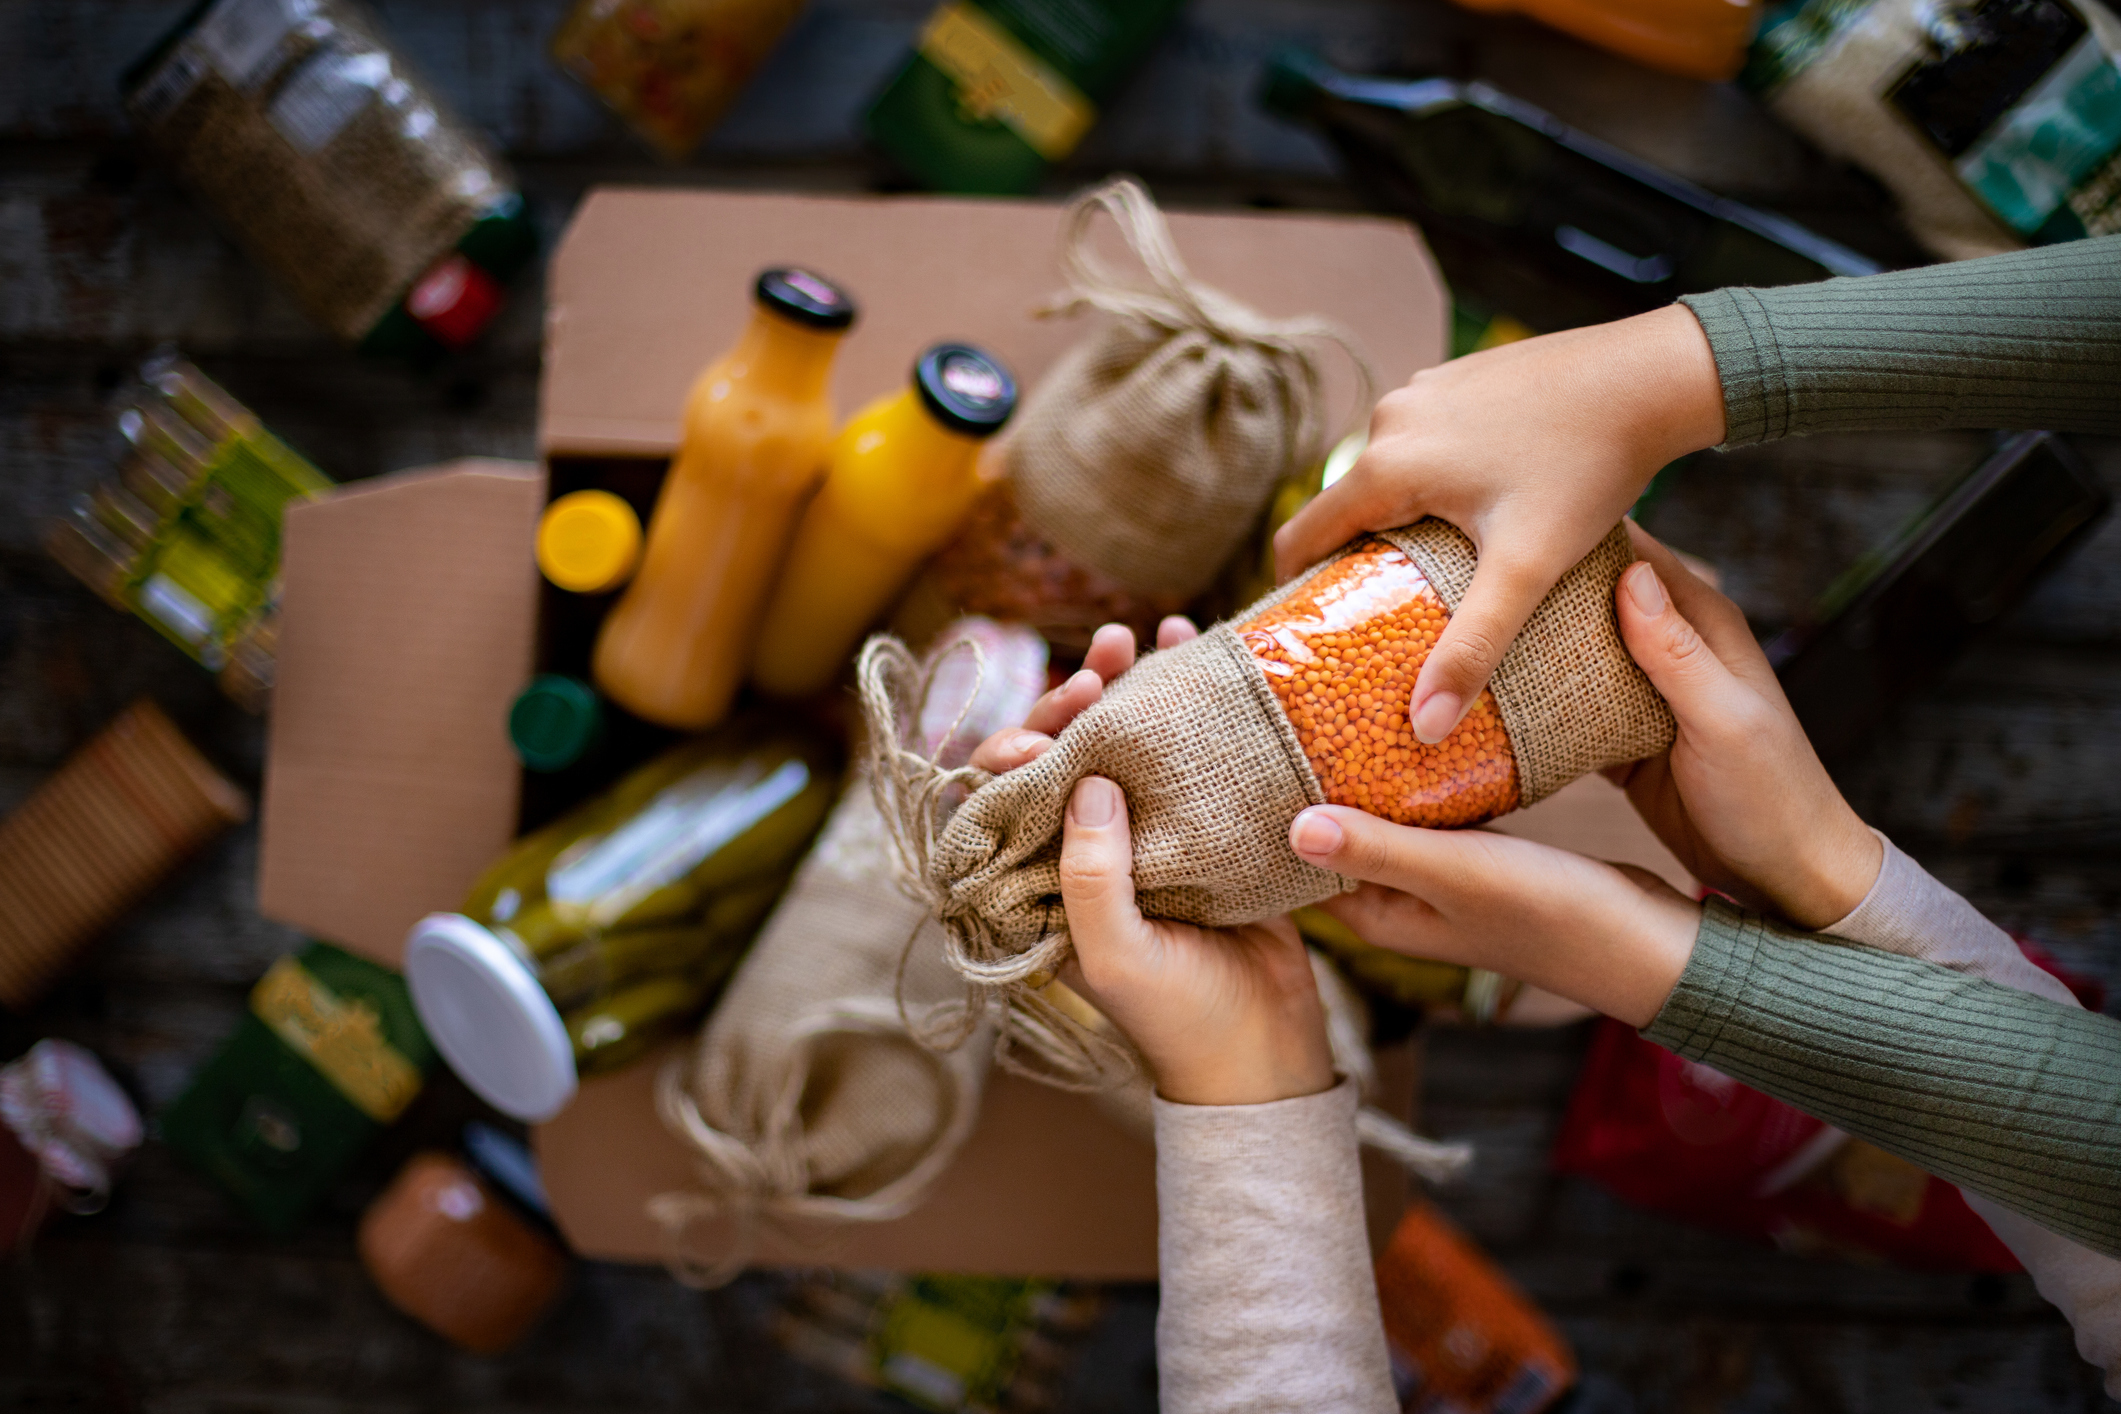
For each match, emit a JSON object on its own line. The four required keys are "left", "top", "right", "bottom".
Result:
{"left": 648, "top": 996, "right": 982, "bottom": 1288}
{"left": 859, "top": 634, "right": 1138, "bottom": 1090}
{"left": 1309, "top": 952, "right": 1472, "bottom": 1183}
{"left": 1008, "top": 176, "right": 1380, "bottom": 600}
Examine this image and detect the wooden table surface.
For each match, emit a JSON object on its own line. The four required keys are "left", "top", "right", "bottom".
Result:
{"left": 3, "top": 2, "right": 2117, "bottom": 1410}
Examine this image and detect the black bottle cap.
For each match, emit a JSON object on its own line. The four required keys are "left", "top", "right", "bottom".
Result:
{"left": 913, "top": 344, "right": 1018, "bottom": 438}
{"left": 754, "top": 268, "right": 857, "bottom": 332}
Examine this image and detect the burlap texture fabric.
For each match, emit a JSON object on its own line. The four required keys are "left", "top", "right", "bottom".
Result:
{"left": 859, "top": 520, "right": 1673, "bottom": 1086}
{"left": 649, "top": 622, "right": 1046, "bottom": 1287}
{"left": 649, "top": 784, "right": 987, "bottom": 1287}
{"left": 1381, "top": 520, "right": 1675, "bottom": 805}
{"left": 1007, "top": 177, "right": 1373, "bottom": 600}
{"left": 861, "top": 624, "right": 1343, "bottom": 1086}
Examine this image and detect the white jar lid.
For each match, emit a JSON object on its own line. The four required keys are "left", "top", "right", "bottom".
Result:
{"left": 404, "top": 912, "right": 577, "bottom": 1123}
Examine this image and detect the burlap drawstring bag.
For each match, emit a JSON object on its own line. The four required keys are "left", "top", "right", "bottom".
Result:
{"left": 649, "top": 622, "right": 1047, "bottom": 1286}
{"left": 997, "top": 176, "right": 1376, "bottom": 602}
{"left": 860, "top": 519, "right": 1674, "bottom": 1084}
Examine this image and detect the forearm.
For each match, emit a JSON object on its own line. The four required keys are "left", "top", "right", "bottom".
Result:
{"left": 1644, "top": 899, "right": 2121, "bottom": 1256}
{"left": 1824, "top": 841, "right": 2120, "bottom": 1393}
{"left": 1679, "top": 235, "right": 2121, "bottom": 445}
{"left": 1826, "top": 829, "right": 2075, "bottom": 1005}
{"left": 1153, "top": 1078, "right": 1396, "bottom": 1414}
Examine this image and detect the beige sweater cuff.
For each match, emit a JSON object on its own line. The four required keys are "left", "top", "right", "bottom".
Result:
{"left": 1824, "top": 828, "right": 2075, "bottom": 1006}
{"left": 1152, "top": 1077, "right": 1396, "bottom": 1414}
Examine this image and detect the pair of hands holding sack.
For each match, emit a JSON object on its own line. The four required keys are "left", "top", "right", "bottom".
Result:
{"left": 968, "top": 520, "right": 1883, "bottom": 1109}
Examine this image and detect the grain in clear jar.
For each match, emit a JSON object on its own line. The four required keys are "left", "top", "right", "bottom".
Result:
{"left": 927, "top": 482, "right": 1188, "bottom": 654}
{"left": 1238, "top": 538, "right": 1519, "bottom": 827}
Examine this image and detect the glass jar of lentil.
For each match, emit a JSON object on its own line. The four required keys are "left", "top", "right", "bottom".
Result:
{"left": 1237, "top": 536, "right": 1520, "bottom": 827}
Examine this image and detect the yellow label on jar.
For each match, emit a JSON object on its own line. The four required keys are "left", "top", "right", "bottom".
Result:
{"left": 251, "top": 957, "right": 422, "bottom": 1123}
{"left": 918, "top": 1, "right": 1095, "bottom": 160}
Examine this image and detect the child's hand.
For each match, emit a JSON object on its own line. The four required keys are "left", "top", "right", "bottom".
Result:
{"left": 1274, "top": 305, "right": 1725, "bottom": 746}
{"left": 1058, "top": 777, "right": 1335, "bottom": 1106}
{"left": 1609, "top": 524, "right": 1882, "bottom": 930}
{"left": 968, "top": 616, "right": 1199, "bottom": 774}
{"left": 1289, "top": 809, "right": 1700, "bottom": 1028}
{"left": 968, "top": 615, "right": 1334, "bottom": 1106}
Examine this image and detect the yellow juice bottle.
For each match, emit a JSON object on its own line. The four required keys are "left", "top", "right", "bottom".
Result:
{"left": 751, "top": 343, "right": 1018, "bottom": 698}
{"left": 592, "top": 268, "right": 856, "bottom": 729}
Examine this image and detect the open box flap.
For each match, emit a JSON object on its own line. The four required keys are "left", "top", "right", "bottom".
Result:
{"left": 541, "top": 188, "right": 1450, "bottom": 457}
{"left": 534, "top": 1043, "right": 1422, "bottom": 1278}
{"left": 258, "top": 458, "right": 543, "bottom": 967}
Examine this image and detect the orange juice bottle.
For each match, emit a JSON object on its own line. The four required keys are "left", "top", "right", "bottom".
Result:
{"left": 751, "top": 343, "right": 1017, "bottom": 698}
{"left": 592, "top": 269, "right": 856, "bottom": 729}
{"left": 1444, "top": 0, "right": 1757, "bottom": 81}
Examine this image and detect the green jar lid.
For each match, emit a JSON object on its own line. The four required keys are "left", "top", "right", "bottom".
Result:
{"left": 509, "top": 675, "right": 603, "bottom": 772}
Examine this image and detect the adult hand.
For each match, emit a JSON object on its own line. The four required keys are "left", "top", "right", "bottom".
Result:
{"left": 1287, "top": 809, "right": 1700, "bottom": 1029}
{"left": 1274, "top": 305, "right": 1725, "bottom": 745}
{"left": 968, "top": 615, "right": 1335, "bottom": 1106}
{"left": 1608, "top": 523, "right": 1882, "bottom": 930}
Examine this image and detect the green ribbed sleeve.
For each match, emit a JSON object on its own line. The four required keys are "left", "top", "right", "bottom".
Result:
{"left": 1678, "top": 236, "right": 2121, "bottom": 446}
{"left": 1643, "top": 898, "right": 2121, "bottom": 1257}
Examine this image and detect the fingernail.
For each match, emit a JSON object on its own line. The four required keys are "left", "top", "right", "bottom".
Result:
{"left": 1625, "top": 562, "right": 1667, "bottom": 615}
{"left": 1067, "top": 667, "right": 1101, "bottom": 695}
{"left": 1069, "top": 776, "right": 1119, "bottom": 826}
{"left": 1007, "top": 730, "right": 1048, "bottom": 757}
{"left": 1291, "top": 808, "right": 1343, "bottom": 857}
{"left": 1412, "top": 691, "right": 1462, "bottom": 745}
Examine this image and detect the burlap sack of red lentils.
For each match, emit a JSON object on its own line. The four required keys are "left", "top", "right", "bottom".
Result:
{"left": 1002, "top": 176, "right": 1373, "bottom": 601}
{"left": 859, "top": 519, "right": 1672, "bottom": 1085}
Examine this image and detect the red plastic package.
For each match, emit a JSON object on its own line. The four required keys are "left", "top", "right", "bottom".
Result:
{"left": 1550, "top": 942, "right": 2102, "bottom": 1271}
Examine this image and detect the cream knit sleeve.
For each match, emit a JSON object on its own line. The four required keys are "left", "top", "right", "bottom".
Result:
{"left": 1151, "top": 1077, "right": 1396, "bottom": 1414}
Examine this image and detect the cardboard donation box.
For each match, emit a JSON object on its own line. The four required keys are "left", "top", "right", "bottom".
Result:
{"left": 254, "top": 188, "right": 1703, "bottom": 1278}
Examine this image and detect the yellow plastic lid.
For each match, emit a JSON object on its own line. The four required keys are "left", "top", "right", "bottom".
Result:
{"left": 536, "top": 490, "right": 641, "bottom": 594}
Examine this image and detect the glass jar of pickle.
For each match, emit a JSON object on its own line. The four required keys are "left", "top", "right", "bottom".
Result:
{"left": 405, "top": 716, "right": 840, "bottom": 1121}
{"left": 42, "top": 351, "right": 332, "bottom": 710}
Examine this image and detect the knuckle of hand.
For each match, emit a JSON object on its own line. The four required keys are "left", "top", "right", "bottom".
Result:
{"left": 1338, "top": 819, "right": 1395, "bottom": 883}
{"left": 1662, "top": 617, "right": 1712, "bottom": 671}
{"left": 1058, "top": 846, "right": 1121, "bottom": 896}
{"left": 1437, "top": 626, "right": 1504, "bottom": 677}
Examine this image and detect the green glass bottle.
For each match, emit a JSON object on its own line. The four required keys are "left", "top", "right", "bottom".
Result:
{"left": 42, "top": 352, "right": 333, "bottom": 710}
{"left": 1260, "top": 49, "right": 1880, "bottom": 326}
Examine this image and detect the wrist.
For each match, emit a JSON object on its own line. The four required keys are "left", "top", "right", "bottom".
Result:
{"left": 1782, "top": 813, "right": 1884, "bottom": 930}
{"left": 1150, "top": 1014, "right": 1335, "bottom": 1108}
{"left": 1617, "top": 305, "right": 1727, "bottom": 469}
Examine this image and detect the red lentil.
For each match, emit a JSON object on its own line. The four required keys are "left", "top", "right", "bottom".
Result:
{"left": 1238, "top": 538, "right": 1520, "bottom": 828}
{"left": 930, "top": 482, "right": 1188, "bottom": 653}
